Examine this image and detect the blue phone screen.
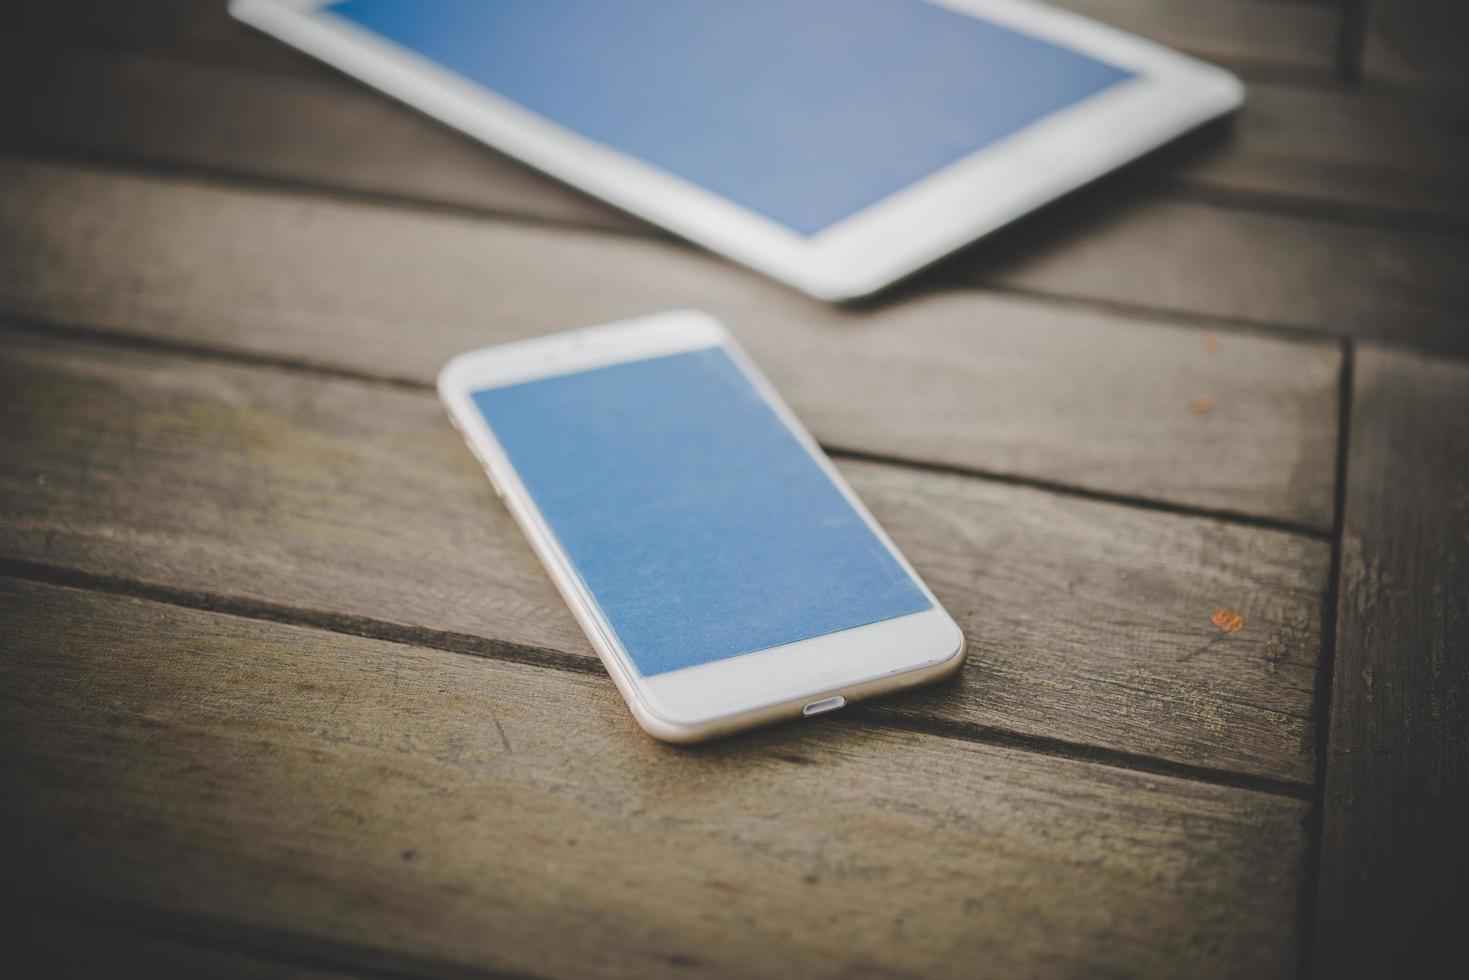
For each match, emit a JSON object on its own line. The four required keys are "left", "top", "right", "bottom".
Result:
{"left": 471, "top": 347, "right": 932, "bottom": 676}
{"left": 329, "top": 0, "right": 1133, "bottom": 236}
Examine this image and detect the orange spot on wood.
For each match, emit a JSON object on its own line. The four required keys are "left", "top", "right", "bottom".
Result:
{"left": 1211, "top": 608, "right": 1245, "bottom": 634}
{"left": 1189, "top": 395, "right": 1215, "bottom": 414}
{"left": 1202, "top": 335, "right": 1222, "bottom": 354}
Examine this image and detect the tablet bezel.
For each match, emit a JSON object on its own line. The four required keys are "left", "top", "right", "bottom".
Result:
{"left": 229, "top": 0, "right": 1243, "bottom": 300}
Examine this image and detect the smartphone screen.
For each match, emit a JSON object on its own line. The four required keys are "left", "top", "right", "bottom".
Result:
{"left": 470, "top": 345, "right": 932, "bottom": 677}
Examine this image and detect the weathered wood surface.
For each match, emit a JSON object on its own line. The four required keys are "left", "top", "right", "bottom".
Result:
{"left": 10, "top": 0, "right": 322, "bottom": 76}
{"left": 6, "top": 0, "right": 1466, "bottom": 974}
{"left": 1361, "top": 0, "right": 1469, "bottom": 91}
{"left": 0, "top": 159, "right": 1343, "bottom": 528}
{"left": 1052, "top": 0, "right": 1342, "bottom": 77}
{"left": 13, "top": 38, "right": 1462, "bottom": 226}
{"left": 0, "top": 577, "right": 1312, "bottom": 979}
{"left": 8, "top": 0, "right": 1346, "bottom": 79}
{"left": 1313, "top": 349, "right": 1469, "bottom": 977}
{"left": 0, "top": 37, "right": 646, "bottom": 236}
{"left": 5, "top": 59, "right": 1468, "bottom": 358}
{"left": 939, "top": 190, "right": 1469, "bottom": 354}
{"left": 14, "top": 7, "right": 1466, "bottom": 357}
{"left": 10, "top": 915, "right": 360, "bottom": 980}
{"left": 0, "top": 331, "right": 1328, "bottom": 785}
{"left": 1163, "top": 82, "right": 1469, "bottom": 225}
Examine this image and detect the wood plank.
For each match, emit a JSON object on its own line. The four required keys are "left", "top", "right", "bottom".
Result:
{"left": 7, "top": 0, "right": 1343, "bottom": 78}
{"left": 10, "top": 0, "right": 322, "bottom": 75}
{"left": 0, "top": 331, "right": 1328, "bottom": 784}
{"left": 1051, "top": 0, "right": 1341, "bottom": 76}
{"left": 8, "top": 90, "right": 1464, "bottom": 356}
{"left": 10, "top": 915, "right": 360, "bottom": 979}
{"left": 1313, "top": 348, "right": 1469, "bottom": 976}
{"left": 0, "top": 39, "right": 638, "bottom": 235}
{"left": 950, "top": 188, "right": 1469, "bottom": 354}
{"left": 1163, "top": 81, "right": 1469, "bottom": 224}
{"left": 1361, "top": 0, "right": 1469, "bottom": 91}
{"left": 8, "top": 40, "right": 1467, "bottom": 231}
{"left": 0, "top": 159, "right": 1342, "bottom": 528}
{"left": 1, "top": 577, "right": 1312, "bottom": 977}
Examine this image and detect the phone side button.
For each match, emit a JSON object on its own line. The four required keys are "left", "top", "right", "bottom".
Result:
{"left": 802, "top": 696, "right": 846, "bottom": 717}
{"left": 459, "top": 438, "right": 503, "bottom": 498}
{"left": 482, "top": 467, "right": 504, "bottom": 499}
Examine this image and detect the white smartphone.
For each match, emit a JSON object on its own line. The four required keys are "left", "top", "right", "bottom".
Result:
{"left": 438, "top": 311, "right": 966, "bottom": 742}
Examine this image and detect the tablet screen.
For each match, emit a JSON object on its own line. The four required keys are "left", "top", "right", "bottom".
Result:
{"left": 329, "top": 0, "right": 1134, "bottom": 236}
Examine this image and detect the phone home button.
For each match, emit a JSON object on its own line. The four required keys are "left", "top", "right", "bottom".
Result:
{"left": 802, "top": 696, "right": 846, "bottom": 717}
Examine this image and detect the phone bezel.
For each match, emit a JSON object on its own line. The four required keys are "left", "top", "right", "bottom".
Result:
{"left": 437, "top": 311, "right": 966, "bottom": 741}
{"left": 229, "top": 0, "right": 1242, "bottom": 301}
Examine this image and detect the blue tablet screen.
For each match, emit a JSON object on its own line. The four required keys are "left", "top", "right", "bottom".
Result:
{"left": 329, "top": 0, "right": 1133, "bottom": 236}
{"left": 470, "top": 347, "right": 932, "bottom": 677}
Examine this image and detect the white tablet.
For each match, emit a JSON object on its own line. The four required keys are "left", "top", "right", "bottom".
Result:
{"left": 230, "top": 0, "right": 1242, "bottom": 300}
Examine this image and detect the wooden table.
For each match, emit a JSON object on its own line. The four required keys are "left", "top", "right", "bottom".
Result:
{"left": 3, "top": 2, "right": 1466, "bottom": 976}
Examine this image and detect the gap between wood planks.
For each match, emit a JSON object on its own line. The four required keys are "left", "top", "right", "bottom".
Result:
{"left": 0, "top": 312, "right": 1336, "bottom": 543}
{"left": 7, "top": 22, "right": 1468, "bottom": 240}
{"left": 1, "top": 573, "right": 1318, "bottom": 975}
{"left": 12, "top": 131, "right": 1469, "bottom": 280}
{"left": 960, "top": 279, "right": 1469, "bottom": 366}
{"left": 11, "top": 3, "right": 1467, "bottom": 258}
{"left": 4, "top": 13, "right": 1455, "bottom": 979}
{"left": 0, "top": 553, "right": 1314, "bottom": 805}
{"left": 10, "top": 21, "right": 1465, "bottom": 235}
{"left": 1335, "top": 0, "right": 1372, "bottom": 83}
{"left": 1295, "top": 341, "right": 1354, "bottom": 978}
{"left": 14, "top": 68, "right": 1469, "bottom": 236}
{"left": 4, "top": 144, "right": 1461, "bottom": 374}
{"left": 1, "top": 0, "right": 1353, "bottom": 86}
{"left": 0, "top": 320, "right": 1331, "bottom": 782}
{"left": 2, "top": 901, "right": 532, "bottom": 980}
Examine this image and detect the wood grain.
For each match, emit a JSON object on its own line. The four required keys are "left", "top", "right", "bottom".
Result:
{"left": 0, "top": 38, "right": 643, "bottom": 235}
{"left": 1049, "top": 0, "right": 1341, "bottom": 76}
{"left": 11, "top": 0, "right": 323, "bottom": 75}
{"left": 1312, "top": 348, "right": 1469, "bottom": 976}
{"left": 1361, "top": 0, "right": 1469, "bottom": 91}
{"left": 0, "top": 577, "right": 1311, "bottom": 979}
{"left": 941, "top": 188, "right": 1469, "bottom": 354}
{"left": 9, "top": 915, "right": 360, "bottom": 980}
{"left": 1164, "top": 82, "right": 1469, "bottom": 224}
{"left": 0, "top": 331, "right": 1328, "bottom": 783}
{"left": 7, "top": 40, "right": 1467, "bottom": 230}
{"left": 0, "top": 159, "right": 1342, "bottom": 528}
{"left": 8, "top": 0, "right": 1344, "bottom": 78}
